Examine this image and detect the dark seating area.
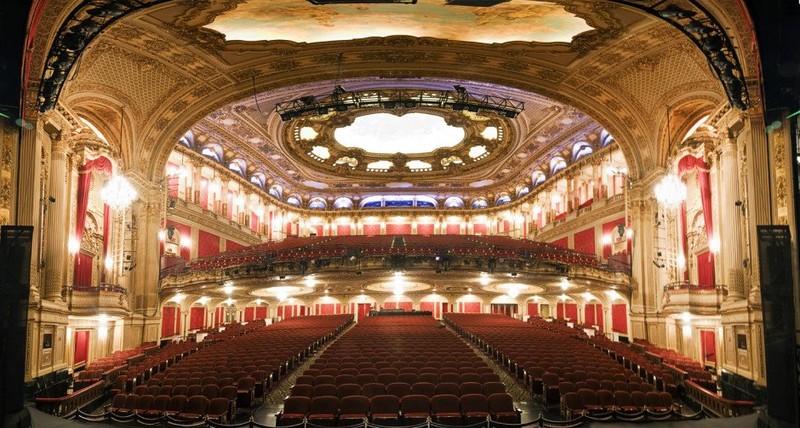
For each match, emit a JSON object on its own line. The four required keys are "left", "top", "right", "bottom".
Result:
{"left": 101, "top": 315, "right": 351, "bottom": 425}
{"left": 277, "top": 316, "right": 519, "bottom": 426}
{"left": 445, "top": 314, "right": 688, "bottom": 422}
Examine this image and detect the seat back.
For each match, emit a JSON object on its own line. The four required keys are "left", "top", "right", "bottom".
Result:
{"left": 482, "top": 382, "right": 505, "bottom": 396}
{"left": 355, "top": 374, "right": 376, "bottom": 386}
{"left": 370, "top": 394, "right": 400, "bottom": 414}
{"left": 630, "top": 391, "right": 647, "bottom": 408}
{"left": 339, "top": 395, "right": 370, "bottom": 415}
{"left": 122, "top": 394, "right": 139, "bottom": 410}
{"left": 597, "top": 390, "right": 615, "bottom": 408}
{"left": 400, "top": 394, "right": 430, "bottom": 414}
{"left": 313, "top": 384, "right": 337, "bottom": 398}
{"left": 167, "top": 395, "right": 187, "bottom": 413}
{"left": 460, "top": 382, "right": 482, "bottom": 396}
{"left": 645, "top": 391, "right": 663, "bottom": 408}
{"left": 411, "top": 382, "right": 436, "bottom": 398}
{"left": 435, "top": 382, "right": 460, "bottom": 396}
{"left": 460, "top": 394, "right": 488, "bottom": 413}
{"left": 613, "top": 390, "right": 632, "bottom": 407}
{"left": 310, "top": 395, "right": 339, "bottom": 414}
{"left": 185, "top": 395, "right": 209, "bottom": 415}
{"left": 362, "top": 383, "right": 386, "bottom": 398}
{"left": 430, "top": 394, "right": 460, "bottom": 413}
{"left": 387, "top": 382, "right": 412, "bottom": 398}
{"left": 220, "top": 385, "right": 238, "bottom": 401}
{"left": 337, "top": 383, "right": 362, "bottom": 399}
{"left": 135, "top": 395, "right": 154, "bottom": 411}
{"left": 577, "top": 389, "right": 597, "bottom": 407}
{"left": 295, "top": 375, "right": 314, "bottom": 386}
{"left": 283, "top": 396, "right": 312, "bottom": 414}
{"left": 151, "top": 395, "right": 170, "bottom": 412}
{"left": 335, "top": 374, "right": 356, "bottom": 386}
{"left": 487, "top": 393, "right": 515, "bottom": 413}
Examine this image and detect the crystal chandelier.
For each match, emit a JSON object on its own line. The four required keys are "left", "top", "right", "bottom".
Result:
{"left": 654, "top": 173, "right": 686, "bottom": 209}
{"left": 101, "top": 175, "right": 137, "bottom": 210}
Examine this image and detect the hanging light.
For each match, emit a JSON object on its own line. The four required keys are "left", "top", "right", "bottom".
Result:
{"left": 654, "top": 173, "right": 686, "bottom": 209}
{"left": 100, "top": 175, "right": 137, "bottom": 210}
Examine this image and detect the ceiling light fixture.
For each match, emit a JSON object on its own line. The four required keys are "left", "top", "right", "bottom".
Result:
{"left": 276, "top": 87, "right": 523, "bottom": 122}
{"left": 100, "top": 175, "right": 137, "bottom": 210}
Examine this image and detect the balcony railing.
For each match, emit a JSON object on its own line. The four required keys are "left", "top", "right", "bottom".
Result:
{"left": 662, "top": 282, "right": 726, "bottom": 315}
{"left": 684, "top": 379, "right": 755, "bottom": 417}
{"left": 66, "top": 283, "right": 129, "bottom": 315}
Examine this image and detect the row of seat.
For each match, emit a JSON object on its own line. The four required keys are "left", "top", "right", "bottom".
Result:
{"left": 277, "top": 393, "right": 520, "bottom": 426}
{"left": 290, "top": 381, "right": 507, "bottom": 399}
{"left": 295, "top": 372, "right": 501, "bottom": 387}
{"left": 563, "top": 390, "right": 677, "bottom": 420}
{"left": 108, "top": 394, "right": 231, "bottom": 423}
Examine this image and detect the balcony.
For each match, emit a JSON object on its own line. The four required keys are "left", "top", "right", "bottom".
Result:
{"left": 66, "top": 283, "right": 129, "bottom": 316}
{"left": 662, "top": 281, "right": 726, "bottom": 316}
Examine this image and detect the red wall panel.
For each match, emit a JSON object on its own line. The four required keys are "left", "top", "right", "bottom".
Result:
{"left": 612, "top": 303, "right": 628, "bottom": 334}
{"left": 584, "top": 304, "right": 596, "bottom": 325}
{"left": 417, "top": 224, "right": 434, "bottom": 235}
{"left": 310, "top": 224, "right": 323, "bottom": 237}
{"left": 565, "top": 302, "right": 578, "bottom": 321}
{"left": 250, "top": 213, "right": 260, "bottom": 233}
{"left": 527, "top": 303, "right": 539, "bottom": 317}
{"left": 363, "top": 224, "right": 380, "bottom": 236}
{"left": 696, "top": 251, "right": 715, "bottom": 287}
{"left": 700, "top": 330, "right": 716, "bottom": 363}
{"left": 386, "top": 224, "right": 411, "bottom": 235}
{"left": 337, "top": 224, "right": 351, "bottom": 236}
{"left": 226, "top": 240, "right": 244, "bottom": 252}
{"left": 446, "top": 223, "right": 460, "bottom": 235}
{"left": 420, "top": 301, "right": 434, "bottom": 314}
{"left": 197, "top": 230, "right": 220, "bottom": 258}
{"left": 73, "top": 253, "right": 93, "bottom": 287}
{"left": 255, "top": 306, "right": 268, "bottom": 319}
{"left": 573, "top": 227, "right": 595, "bottom": 255}
{"left": 461, "top": 302, "right": 481, "bottom": 313}
{"left": 244, "top": 307, "right": 255, "bottom": 321}
{"left": 551, "top": 237, "right": 568, "bottom": 249}
{"left": 473, "top": 223, "right": 487, "bottom": 235}
{"left": 161, "top": 306, "right": 177, "bottom": 337}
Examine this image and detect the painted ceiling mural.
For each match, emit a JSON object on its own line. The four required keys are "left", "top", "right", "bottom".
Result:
{"left": 204, "top": 0, "right": 594, "bottom": 44}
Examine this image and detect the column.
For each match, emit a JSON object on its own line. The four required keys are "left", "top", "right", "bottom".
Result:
{"left": 190, "top": 161, "right": 202, "bottom": 204}
{"left": 744, "top": 114, "right": 770, "bottom": 299}
{"left": 43, "top": 136, "right": 69, "bottom": 300}
{"left": 591, "top": 161, "right": 601, "bottom": 200}
{"left": 129, "top": 178, "right": 163, "bottom": 315}
{"left": 16, "top": 118, "right": 43, "bottom": 299}
{"left": 566, "top": 176, "right": 575, "bottom": 212}
{"left": 720, "top": 133, "right": 746, "bottom": 300}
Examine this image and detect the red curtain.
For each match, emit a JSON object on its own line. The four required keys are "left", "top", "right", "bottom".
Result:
{"left": 446, "top": 224, "right": 460, "bottom": 235}
{"left": 527, "top": 302, "right": 539, "bottom": 317}
{"left": 584, "top": 304, "right": 596, "bottom": 325}
{"left": 595, "top": 304, "right": 604, "bottom": 330}
{"left": 310, "top": 224, "right": 323, "bottom": 237}
{"left": 337, "top": 224, "right": 351, "bottom": 236}
{"left": 161, "top": 306, "right": 177, "bottom": 337}
{"left": 556, "top": 302, "right": 564, "bottom": 320}
{"left": 74, "top": 157, "right": 112, "bottom": 284}
{"left": 167, "top": 220, "right": 191, "bottom": 261}
{"left": 255, "top": 306, "right": 268, "bottom": 319}
{"left": 363, "top": 224, "right": 380, "bottom": 236}
{"left": 612, "top": 304, "right": 627, "bottom": 334}
{"left": 696, "top": 250, "right": 715, "bottom": 287}
{"left": 214, "top": 307, "right": 224, "bottom": 326}
{"left": 461, "top": 302, "right": 481, "bottom": 313}
{"left": 417, "top": 224, "right": 434, "bottom": 235}
{"left": 700, "top": 330, "right": 716, "bottom": 363}
{"left": 565, "top": 303, "right": 578, "bottom": 321}
{"left": 679, "top": 155, "right": 715, "bottom": 285}
{"left": 73, "top": 253, "right": 93, "bottom": 287}
{"left": 397, "top": 301, "right": 412, "bottom": 311}
{"left": 601, "top": 218, "right": 626, "bottom": 258}
{"left": 189, "top": 307, "right": 205, "bottom": 330}
{"left": 420, "top": 301, "right": 434, "bottom": 313}
{"left": 250, "top": 213, "right": 260, "bottom": 233}
{"left": 316, "top": 303, "right": 336, "bottom": 315}
{"left": 357, "top": 303, "right": 372, "bottom": 320}
{"left": 74, "top": 331, "right": 90, "bottom": 365}
{"left": 473, "top": 223, "right": 487, "bottom": 235}
{"left": 244, "top": 307, "right": 255, "bottom": 321}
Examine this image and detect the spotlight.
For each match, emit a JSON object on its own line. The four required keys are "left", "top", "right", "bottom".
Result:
{"left": 466, "top": 105, "right": 479, "bottom": 113}
{"left": 684, "top": 21, "right": 714, "bottom": 34}
{"left": 701, "top": 35, "right": 724, "bottom": 53}
{"left": 300, "top": 96, "right": 317, "bottom": 105}
{"left": 333, "top": 85, "right": 347, "bottom": 95}
{"left": 453, "top": 85, "right": 467, "bottom": 94}
{"left": 504, "top": 111, "right": 518, "bottom": 118}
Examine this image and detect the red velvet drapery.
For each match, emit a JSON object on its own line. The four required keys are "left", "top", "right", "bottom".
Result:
{"left": 612, "top": 303, "right": 628, "bottom": 334}
{"left": 75, "top": 157, "right": 112, "bottom": 285}
{"left": 73, "top": 252, "right": 93, "bottom": 287}
{"left": 679, "top": 155, "right": 715, "bottom": 285}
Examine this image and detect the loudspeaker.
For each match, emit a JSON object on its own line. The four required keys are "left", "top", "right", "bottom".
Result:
{"left": 0, "top": 226, "right": 34, "bottom": 417}
{"left": 757, "top": 226, "right": 798, "bottom": 425}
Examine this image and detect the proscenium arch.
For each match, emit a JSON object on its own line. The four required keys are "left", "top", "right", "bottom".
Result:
{"left": 37, "top": 1, "right": 761, "bottom": 186}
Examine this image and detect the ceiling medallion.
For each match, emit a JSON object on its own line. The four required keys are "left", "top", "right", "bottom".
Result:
{"left": 285, "top": 106, "right": 510, "bottom": 179}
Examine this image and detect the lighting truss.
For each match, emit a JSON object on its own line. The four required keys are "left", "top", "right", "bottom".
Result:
{"left": 275, "top": 87, "right": 524, "bottom": 121}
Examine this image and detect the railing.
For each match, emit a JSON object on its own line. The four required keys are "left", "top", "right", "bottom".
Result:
{"left": 663, "top": 281, "right": 724, "bottom": 292}
{"left": 69, "top": 283, "right": 127, "bottom": 294}
{"left": 684, "top": 379, "right": 755, "bottom": 417}
{"left": 35, "top": 380, "right": 106, "bottom": 417}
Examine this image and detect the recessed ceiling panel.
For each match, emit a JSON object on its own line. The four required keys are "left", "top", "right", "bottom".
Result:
{"left": 334, "top": 113, "right": 464, "bottom": 154}
{"left": 205, "top": 0, "right": 593, "bottom": 44}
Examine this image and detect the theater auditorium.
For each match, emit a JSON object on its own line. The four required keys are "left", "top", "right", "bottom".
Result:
{"left": 0, "top": 1, "right": 797, "bottom": 428}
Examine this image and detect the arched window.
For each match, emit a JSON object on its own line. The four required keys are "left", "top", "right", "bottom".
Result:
{"left": 496, "top": 194, "right": 511, "bottom": 206}
{"left": 178, "top": 130, "right": 194, "bottom": 148}
{"left": 286, "top": 195, "right": 302, "bottom": 207}
{"left": 249, "top": 172, "right": 266, "bottom": 188}
{"left": 600, "top": 130, "right": 615, "bottom": 147}
{"left": 200, "top": 144, "right": 222, "bottom": 162}
{"left": 471, "top": 198, "right": 489, "bottom": 209}
{"left": 550, "top": 157, "right": 567, "bottom": 175}
{"left": 572, "top": 142, "right": 593, "bottom": 161}
{"left": 444, "top": 197, "right": 464, "bottom": 208}
{"left": 228, "top": 159, "right": 247, "bottom": 176}
{"left": 333, "top": 197, "right": 353, "bottom": 210}
{"left": 532, "top": 170, "right": 546, "bottom": 187}
{"left": 268, "top": 185, "right": 283, "bottom": 200}
{"left": 517, "top": 186, "right": 530, "bottom": 198}
{"left": 308, "top": 198, "right": 327, "bottom": 210}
